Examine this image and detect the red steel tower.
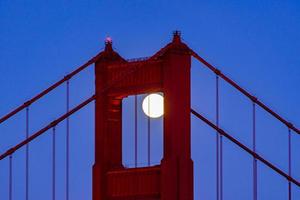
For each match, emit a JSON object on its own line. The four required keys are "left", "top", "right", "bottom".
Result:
{"left": 93, "top": 31, "right": 193, "bottom": 200}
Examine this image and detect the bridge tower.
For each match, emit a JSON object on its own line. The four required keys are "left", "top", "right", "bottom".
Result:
{"left": 93, "top": 32, "right": 193, "bottom": 200}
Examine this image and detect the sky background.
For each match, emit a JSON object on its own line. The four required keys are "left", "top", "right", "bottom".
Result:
{"left": 1, "top": 0, "right": 300, "bottom": 200}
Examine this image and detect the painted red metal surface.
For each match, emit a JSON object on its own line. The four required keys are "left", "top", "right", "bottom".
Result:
{"left": 93, "top": 32, "right": 193, "bottom": 200}
{"left": 107, "top": 166, "right": 160, "bottom": 199}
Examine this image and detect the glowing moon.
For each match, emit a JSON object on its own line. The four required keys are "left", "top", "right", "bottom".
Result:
{"left": 142, "top": 93, "right": 164, "bottom": 118}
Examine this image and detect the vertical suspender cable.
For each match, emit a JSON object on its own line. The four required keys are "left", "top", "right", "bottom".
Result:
{"left": 66, "top": 80, "right": 70, "bottom": 200}
{"left": 216, "top": 75, "right": 220, "bottom": 200}
{"left": 218, "top": 75, "right": 224, "bottom": 200}
{"left": 252, "top": 102, "right": 257, "bottom": 200}
{"left": 288, "top": 128, "right": 292, "bottom": 200}
{"left": 135, "top": 95, "right": 138, "bottom": 168}
{"left": 25, "top": 107, "right": 29, "bottom": 200}
{"left": 147, "top": 94, "right": 151, "bottom": 166}
{"left": 52, "top": 127, "right": 56, "bottom": 200}
{"left": 9, "top": 155, "right": 13, "bottom": 200}
{"left": 220, "top": 133, "right": 223, "bottom": 200}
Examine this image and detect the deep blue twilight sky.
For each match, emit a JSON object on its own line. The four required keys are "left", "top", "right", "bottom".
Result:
{"left": 1, "top": 1, "right": 300, "bottom": 200}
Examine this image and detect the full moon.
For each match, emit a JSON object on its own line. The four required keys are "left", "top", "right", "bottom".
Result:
{"left": 142, "top": 93, "right": 164, "bottom": 118}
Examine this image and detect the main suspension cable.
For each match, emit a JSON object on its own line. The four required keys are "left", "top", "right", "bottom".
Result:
{"left": 190, "top": 49, "right": 300, "bottom": 135}
{"left": 191, "top": 108, "right": 300, "bottom": 187}
{"left": 0, "top": 56, "right": 97, "bottom": 125}
{"left": 0, "top": 95, "right": 95, "bottom": 161}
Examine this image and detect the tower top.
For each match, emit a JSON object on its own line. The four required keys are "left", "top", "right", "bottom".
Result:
{"left": 105, "top": 36, "right": 113, "bottom": 52}
{"left": 94, "top": 36, "right": 125, "bottom": 63}
{"left": 172, "top": 30, "right": 182, "bottom": 43}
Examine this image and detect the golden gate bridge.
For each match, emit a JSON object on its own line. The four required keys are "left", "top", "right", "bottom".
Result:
{"left": 0, "top": 31, "right": 299, "bottom": 200}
